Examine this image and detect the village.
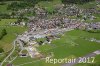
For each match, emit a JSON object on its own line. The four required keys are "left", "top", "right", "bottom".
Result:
{"left": 13, "top": 4, "right": 100, "bottom": 59}
{"left": 0, "top": 0, "right": 100, "bottom": 66}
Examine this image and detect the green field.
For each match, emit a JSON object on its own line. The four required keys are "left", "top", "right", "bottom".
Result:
{"left": 0, "top": 3, "right": 11, "bottom": 13}
{"left": 0, "top": 19, "right": 17, "bottom": 25}
{"left": 37, "top": 0, "right": 62, "bottom": 13}
{"left": 12, "top": 57, "right": 60, "bottom": 66}
{"left": 0, "top": 4, "right": 8, "bottom": 13}
{"left": 77, "top": 1, "right": 97, "bottom": 9}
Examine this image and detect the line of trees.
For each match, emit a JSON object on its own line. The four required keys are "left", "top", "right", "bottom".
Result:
{"left": 0, "top": 0, "right": 53, "bottom": 2}
{"left": 61, "top": 0, "right": 95, "bottom": 4}
{"left": 7, "top": 0, "right": 53, "bottom": 11}
{"left": 0, "top": 13, "right": 10, "bottom": 19}
{"left": 0, "top": 29, "right": 7, "bottom": 40}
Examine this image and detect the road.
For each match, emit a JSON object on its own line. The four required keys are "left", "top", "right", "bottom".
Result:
{"left": 17, "top": 40, "right": 24, "bottom": 50}
{"left": 62, "top": 50, "right": 100, "bottom": 66}
{"left": 0, "top": 40, "right": 16, "bottom": 66}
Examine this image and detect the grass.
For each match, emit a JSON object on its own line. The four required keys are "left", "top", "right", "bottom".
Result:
{"left": 92, "top": 13, "right": 100, "bottom": 22}
{"left": 95, "top": 55, "right": 100, "bottom": 64}
{"left": 37, "top": 44, "right": 52, "bottom": 52}
{"left": 12, "top": 57, "right": 60, "bottom": 66}
{"left": 77, "top": 1, "right": 97, "bottom": 9}
{"left": 0, "top": 19, "right": 17, "bottom": 26}
{"left": 37, "top": 0, "right": 62, "bottom": 13}
{"left": 12, "top": 57, "right": 35, "bottom": 65}
{"left": 0, "top": 3, "right": 11, "bottom": 13}
{"left": 85, "top": 15, "right": 100, "bottom": 23}
{"left": 0, "top": 1, "right": 21, "bottom": 13}
{"left": 16, "top": 60, "right": 60, "bottom": 66}
{"left": 0, "top": 4, "right": 7, "bottom": 13}
{"left": 85, "top": 18, "right": 100, "bottom": 23}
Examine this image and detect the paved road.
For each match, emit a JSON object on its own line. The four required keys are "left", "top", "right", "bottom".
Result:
{"left": 0, "top": 40, "right": 16, "bottom": 66}
{"left": 62, "top": 50, "right": 100, "bottom": 66}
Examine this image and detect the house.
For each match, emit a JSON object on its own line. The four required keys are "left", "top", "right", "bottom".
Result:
{"left": 6, "top": 64, "right": 12, "bottom": 66}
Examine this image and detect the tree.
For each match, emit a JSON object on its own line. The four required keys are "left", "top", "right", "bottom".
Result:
{"left": 11, "top": 11, "right": 16, "bottom": 18}
{"left": 0, "top": 29, "right": 7, "bottom": 40}
{"left": 2, "top": 29, "right": 7, "bottom": 36}
{"left": 38, "top": 41, "right": 43, "bottom": 45}
{"left": 0, "top": 48, "right": 4, "bottom": 53}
